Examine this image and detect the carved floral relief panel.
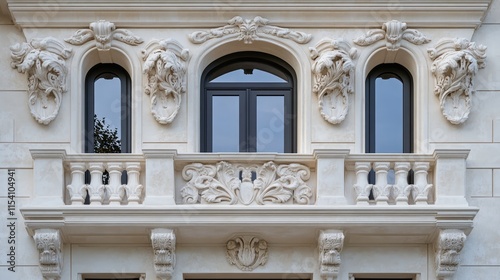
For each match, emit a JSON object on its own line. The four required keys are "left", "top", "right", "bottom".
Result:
{"left": 226, "top": 235, "right": 268, "bottom": 271}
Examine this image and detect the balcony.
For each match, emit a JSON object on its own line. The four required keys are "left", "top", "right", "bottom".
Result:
{"left": 21, "top": 149, "right": 478, "bottom": 245}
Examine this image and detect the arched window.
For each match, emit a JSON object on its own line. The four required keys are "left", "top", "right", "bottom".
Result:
{"left": 201, "top": 52, "right": 296, "bottom": 153}
{"left": 85, "top": 64, "right": 131, "bottom": 153}
{"left": 366, "top": 64, "right": 413, "bottom": 153}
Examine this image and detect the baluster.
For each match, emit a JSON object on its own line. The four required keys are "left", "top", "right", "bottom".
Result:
{"left": 393, "top": 162, "right": 411, "bottom": 205}
{"left": 353, "top": 162, "right": 371, "bottom": 205}
{"left": 125, "top": 162, "right": 143, "bottom": 205}
{"left": 373, "top": 162, "right": 391, "bottom": 205}
{"left": 106, "top": 162, "right": 124, "bottom": 205}
{"left": 66, "top": 162, "right": 87, "bottom": 205}
{"left": 88, "top": 162, "right": 105, "bottom": 205}
{"left": 412, "top": 162, "right": 433, "bottom": 205}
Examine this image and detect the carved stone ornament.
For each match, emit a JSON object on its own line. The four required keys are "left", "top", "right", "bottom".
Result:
{"left": 65, "top": 20, "right": 143, "bottom": 51}
{"left": 310, "top": 39, "right": 357, "bottom": 124}
{"left": 34, "top": 229, "right": 63, "bottom": 280}
{"left": 180, "top": 161, "right": 312, "bottom": 205}
{"left": 226, "top": 235, "right": 268, "bottom": 271}
{"left": 151, "top": 229, "right": 176, "bottom": 280}
{"left": 142, "top": 39, "right": 189, "bottom": 124}
{"left": 189, "top": 16, "right": 312, "bottom": 44}
{"left": 428, "top": 38, "right": 487, "bottom": 124}
{"left": 10, "top": 37, "right": 72, "bottom": 125}
{"left": 436, "top": 229, "right": 466, "bottom": 280}
{"left": 354, "top": 20, "right": 430, "bottom": 51}
{"left": 319, "top": 230, "right": 344, "bottom": 280}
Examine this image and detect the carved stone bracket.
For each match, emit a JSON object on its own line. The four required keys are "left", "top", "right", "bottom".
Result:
{"left": 10, "top": 37, "right": 72, "bottom": 125}
{"left": 436, "top": 229, "right": 466, "bottom": 280}
{"left": 142, "top": 39, "right": 189, "bottom": 124}
{"left": 354, "top": 20, "right": 430, "bottom": 51}
{"left": 65, "top": 20, "right": 143, "bottom": 51}
{"left": 319, "top": 230, "right": 344, "bottom": 280}
{"left": 226, "top": 235, "right": 268, "bottom": 271}
{"left": 310, "top": 38, "right": 357, "bottom": 124}
{"left": 189, "top": 16, "right": 312, "bottom": 44}
{"left": 180, "top": 161, "right": 312, "bottom": 205}
{"left": 428, "top": 38, "right": 487, "bottom": 124}
{"left": 151, "top": 229, "right": 176, "bottom": 280}
{"left": 34, "top": 229, "right": 63, "bottom": 280}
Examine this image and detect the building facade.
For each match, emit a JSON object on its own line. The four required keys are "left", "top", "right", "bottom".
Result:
{"left": 0, "top": 0, "right": 499, "bottom": 279}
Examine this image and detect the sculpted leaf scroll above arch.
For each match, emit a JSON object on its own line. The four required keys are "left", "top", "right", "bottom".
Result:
{"left": 354, "top": 20, "right": 430, "bottom": 51}
{"left": 189, "top": 16, "right": 312, "bottom": 44}
{"left": 180, "top": 161, "right": 312, "bottom": 205}
{"left": 142, "top": 39, "right": 190, "bottom": 124}
{"left": 65, "top": 20, "right": 143, "bottom": 51}
{"left": 310, "top": 38, "right": 357, "bottom": 124}
{"left": 428, "top": 38, "right": 487, "bottom": 124}
{"left": 10, "top": 37, "right": 72, "bottom": 125}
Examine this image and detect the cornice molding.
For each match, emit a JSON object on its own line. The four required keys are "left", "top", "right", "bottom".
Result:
{"left": 6, "top": 1, "right": 491, "bottom": 29}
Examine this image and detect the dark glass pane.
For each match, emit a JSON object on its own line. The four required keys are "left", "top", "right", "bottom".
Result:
{"left": 210, "top": 69, "right": 287, "bottom": 83}
{"left": 257, "top": 95, "right": 285, "bottom": 152}
{"left": 93, "top": 77, "right": 122, "bottom": 153}
{"left": 374, "top": 76, "right": 403, "bottom": 153}
{"left": 212, "top": 96, "right": 240, "bottom": 152}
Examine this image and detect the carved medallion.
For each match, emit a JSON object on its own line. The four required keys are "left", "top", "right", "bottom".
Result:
{"left": 428, "top": 38, "right": 487, "bottom": 124}
{"left": 142, "top": 39, "right": 189, "bottom": 124}
{"left": 226, "top": 235, "right": 268, "bottom": 271}
{"left": 310, "top": 39, "right": 357, "bottom": 124}
{"left": 10, "top": 37, "right": 72, "bottom": 125}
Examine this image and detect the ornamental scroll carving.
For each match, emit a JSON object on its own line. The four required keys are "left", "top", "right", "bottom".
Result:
{"left": 436, "top": 229, "right": 466, "bottom": 280}
{"left": 310, "top": 39, "right": 357, "bottom": 124}
{"left": 180, "top": 161, "right": 312, "bottom": 205}
{"left": 10, "top": 37, "right": 72, "bottom": 125}
{"left": 319, "top": 230, "right": 344, "bottom": 280}
{"left": 65, "top": 20, "right": 143, "bottom": 51}
{"left": 428, "top": 38, "right": 487, "bottom": 124}
{"left": 151, "top": 229, "right": 176, "bottom": 280}
{"left": 354, "top": 20, "right": 430, "bottom": 51}
{"left": 142, "top": 39, "right": 189, "bottom": 124}
{"left": 189, "top": 16, "right": 311, "bottom": 44}
{"left": 226, "top": 235, "right": 268, "bottom": 271}
{"left": 34, "top": 229, "right": 62, "bottom": 280}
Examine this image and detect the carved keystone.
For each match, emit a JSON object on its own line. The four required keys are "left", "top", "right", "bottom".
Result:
{"left": 34, "top": 229, "right": 63, "bottom": 280}
{"left": 319, "top": 230, "right": 344, "bottom": 280}
{"left": 151, "top": 229, "right": 176, "bottom": 280}
{"left": 226, "top": 235, "right": 268, "bottom": 271}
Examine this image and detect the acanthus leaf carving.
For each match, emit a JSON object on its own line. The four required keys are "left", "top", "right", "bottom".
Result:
{"left": 428, "top": 38, "right": 487, "bottom": 124}
{"left": 151, "top": 229, "right": 176, "bottom": 280}
{"left": 181, "top": 161, "right": 312, "bottom": 205}
{"left": 354, "top": 20, "right": 430, "bottom": 51}
{"left": 319, "top": 230, "right": 344, "bottom": 280}
{"left": 65, "top": 20, "right": 143, "bottom": 51}
{"left": 226, "top": 235, "right": 268, "bottom": 271}
{"left": 142, "top": 39, "right": 189, "bottom": 124}
{"left": 34, "top": 229, "right": 63, "bottom": 280}
{"left": 310, "top": 38, "right": 357, "bottom": 124}
{"left": 436, "top": 229, "right": 466, "bottom": 280}
{"left": 10, "top": 37, "right": 72, "bottom": 125}
{"left": 189, "top": 16, "right": 311, "bottom": 45}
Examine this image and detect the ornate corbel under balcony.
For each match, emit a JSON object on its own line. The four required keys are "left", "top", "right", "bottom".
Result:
{"left": 142, "top": 39, "right": 189, "bottom": 124}
{"left": 436, "top": 229, "right": 466, "bottom": 280}
{"left": 319, "top": 230, "right": 344, "bottom": 280}
{"left": 65, "top": 20, "right": 143, "bottom": 51}
{"left": 354, "top": 20, "right": 430, "bottom": 51}
{"left": 10, "top": 37, "right": 72, "bottom": 125}
{"left": 226, "top": 235, "right": 268, "bottom": 271}
{"left": 428, "top": 38, "right": 487, "bottom": 124}
{"left": 34, "top": 229, "right": 63, "bottom": 280}
{"left": 151, "top": 229, "right": 176, "bottom": 280}
{"left": 189, "top": 16, "right": 312, "bottom": 44}
{"left": 310, "top": 39, "right": 357, "bottom": 124}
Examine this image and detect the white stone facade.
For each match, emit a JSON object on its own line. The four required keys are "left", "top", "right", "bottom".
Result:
{"left": 0, "top": 1, "right": 499, "bottom": 279}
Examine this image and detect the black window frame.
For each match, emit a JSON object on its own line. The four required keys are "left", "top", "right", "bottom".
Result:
{"left": 85, "top": 63, "right": 132, "bottom": 154}
{"left": 365, "top": 63, "right": 413, "bottom": 154}
{"left": 201, "top": 52, "right": 297, "bottom": 153}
